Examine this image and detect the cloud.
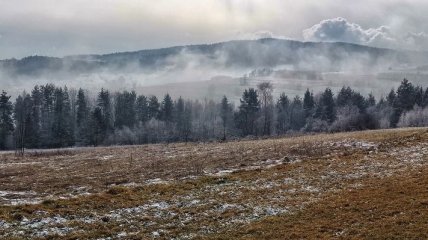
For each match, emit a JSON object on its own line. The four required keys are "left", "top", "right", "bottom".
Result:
{"left": 2, "top": 1, "right": 428, "bottom": 58}
{"left": 235, "top": 30, "right": 291, "bottom": 41}
{"left": 303, "top": 17, "right": 428, "bottom": 50}
{"left": 252, "top": 31, "right": 275, "bottom": 39}
{"left": 303, "top": 17, "right": 396, "bottom": 46}
{"left": 403, "top": 32, "right": 428, "bottom": 50}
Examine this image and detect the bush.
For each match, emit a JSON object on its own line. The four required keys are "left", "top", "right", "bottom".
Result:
{"left": 106, "top": 127, "right": 138, "bottom": 145}
{"left": 397, "top": 106, "right": 428, "bottom": 127}
{"left": 330, "top": 106, "right": 361, "bottom": 132}
{"left": 304, "top": 118, "right": 330, "bottom": 132}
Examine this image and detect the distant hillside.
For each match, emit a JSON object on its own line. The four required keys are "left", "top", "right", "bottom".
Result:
{"left": 2, "top": 38, "right": 428, "bottom": 78}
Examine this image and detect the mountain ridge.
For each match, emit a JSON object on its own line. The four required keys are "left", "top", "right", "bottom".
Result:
{"left": 2, "top": 38, "right": 428, "bottom": 78}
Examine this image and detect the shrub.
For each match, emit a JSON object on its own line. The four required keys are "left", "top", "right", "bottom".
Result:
{"left": 397, "top": 106, "right": 428, "bottom": 127}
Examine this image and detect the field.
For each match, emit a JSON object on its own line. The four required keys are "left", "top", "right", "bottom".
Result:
{"left": 0, "top": 128, "right": 427, "bottom": 239}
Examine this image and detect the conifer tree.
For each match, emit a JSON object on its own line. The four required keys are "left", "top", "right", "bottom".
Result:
{"left": 52, "top": 87, "right": 73, "bottom": 147}
{"left": 136, "top": 95, "right": 149, "bottom": 124}
{"left": 367, "top": 93, "right": 376, "bottom": 107}
{"left": 219, "top": 96, "right": 233, "bottom": 140}
{"left": 303, "top": 89, "right": 315, "bottom": 118}
{"left": 97, "top": 88, "right": 113, "bottom": 134}
{"left": 76, "top": 89, "right": 89, "bottom": 144}
{"left": 40, "top": 84, "right": 55, "bottom": 146}
{"left": 160, "top": 93, "right": 174, "bottom": 123}
{"left": 114, "top": 91, "right": 137, "bottom": 128}
{"left": 148, "top": 96, "right": 160, "bottom": 120}
{"left": 236, "top": 88, "right": 260, "bottom": 136}
{"left": 315, "top": 88, "right": 336, "bottom": 123}
{"left": 0, "top": 91, "right": 14, "bottom": 150}
{"left": 276, "top": 93, "right": 290, "bottom": 134}
{"left": 14, "top": 93, "right": 32, "bottom": 154}
{"left": 29, "top": 86, "right": 42, "bottom": 148}
{"left": 290, "top": 96, "right": 305, "bottom": 130}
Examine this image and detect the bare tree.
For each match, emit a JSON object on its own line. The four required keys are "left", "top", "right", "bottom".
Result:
{"left": 257, "top": 82, "right": 274, "bottom": 135}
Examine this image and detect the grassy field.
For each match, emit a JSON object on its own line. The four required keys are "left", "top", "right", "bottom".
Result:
{"left": 0, "top": 128, "right": 427, "bottom": 239}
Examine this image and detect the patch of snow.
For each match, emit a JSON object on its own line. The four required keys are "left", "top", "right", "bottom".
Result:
{"left": 150, "top": 201, "right": 170, "bottom": 210}
{"left": 302, "top": 185, "right": 320, "bottom": 193}
{"left": 100, "top": 155, "right": 114, "bottom": 160}
{"left": 146, "top": 178, "right": 169, "bottom": 185}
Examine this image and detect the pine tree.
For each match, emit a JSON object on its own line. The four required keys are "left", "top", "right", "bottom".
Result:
{"left": 76, "top": 89, "right": 88, "bottom": 128}
{"left": 276, "top": 93, "right": 290, "bottom": 134}
{"left": 22, "top": 94, "right": 36, "bottom": 148}
{"left": 387, "top": 89, "right": 396, "bottom": 106}
{"left": 160, "top": 93, "right": 174, "bottom": 123}
{"left": 303, "top": 89, "right": 315, "bottom": 118}
{"left": 236, "top": 88, "right": 260, "bottom": 136}
{"left": 76, "top": 89, "right": 89, "bottom": 144}
{"left": 148, "top": 96, "right": 160, "bottom": 120}
{"left": 396, "top": 79, "right": 415, "bottom": 111}
{"left": 136, "top": 95, "right": 149, "bottom": 124}
{"left": 290, "top": 96, "right": 305, "bottom": 130}
{"left": 414, "top": 86, "right": 424, "bottom": 107}
{"left": 336, "top": 86, "right": 367, "bottom": 113}
{"left": 315, "top": 88, "right": 336, "bottom": 123}
{"left": 29, "top": 86, "right": 42, "bottom": 148}
{"left": 114, "top": 91, "right": 137, "bottom": 128}
{"left": 89, "top": 107, "right": 104, "bottom": 146}
{"left": 182, "top": 102, "right": 193, "bottom": 142}
{"left": 219, "top": 96, "right": 232, "bottom": 140}
{"left": 367, "top": 93, "right": 376, "bottom": 107}
{"left": 352, "top": 92, "right": 368, "bottom": 113}
{"left": 97, "top": 88, "right": 113, "bottom": 135}
{"left": 175, "top": 97, "right": 185, "bottom": 140}
{"left": 40, "top": 84, "right": 55, "bottom": 147}
{"left": 0, "top": 91, "right": 14, "bottom": 150}
{"left": 423, "top": 87, "right": 428, "bottom": 108}
{"left": 14, "top": 93, "right": 32, "bottom": 154}
{"left": 52, "top": 87, "right": 73, "bottom": 147}
{"left": 336, "top": 86, "right": 354, "bottom": 107}
{"left": 391, "top": 79, "right": 416, "bottom": 127}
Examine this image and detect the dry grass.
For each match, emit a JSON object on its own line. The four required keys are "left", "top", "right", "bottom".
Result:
{"left": 209, "top": 166, "right": 428, "bottom": 240}
{"left": 0, "top": 127, "right": 427, "bottom": 239}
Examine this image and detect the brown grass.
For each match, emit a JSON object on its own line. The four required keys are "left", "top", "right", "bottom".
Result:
{"left": 208, "top": 165, "right": 428, "bottom": 239}
{"left": 0, "top": 127, "right": 427, "bottom": 239}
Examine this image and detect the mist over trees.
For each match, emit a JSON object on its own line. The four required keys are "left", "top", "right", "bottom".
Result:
{"left": 0, "top": 79, "right": 427, "bottom": 151}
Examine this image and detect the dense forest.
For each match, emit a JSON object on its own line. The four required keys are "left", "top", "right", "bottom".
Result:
{"left": 0, "top": 79, "right": 427, "bottom": 152}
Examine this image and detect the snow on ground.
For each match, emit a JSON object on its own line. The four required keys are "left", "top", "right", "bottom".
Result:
{"left": 0, "top": 131, "right": 427, "bottom": 238}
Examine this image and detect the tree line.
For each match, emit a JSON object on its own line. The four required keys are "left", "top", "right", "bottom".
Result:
{"left": 0, "top": 79, "right": 427, "bottom": 151}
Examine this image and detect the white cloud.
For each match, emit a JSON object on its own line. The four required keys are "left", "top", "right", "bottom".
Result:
{"left": 2, "top": 1, "right": 428, "bottom": 58}
{"left": 303, "top": 17, "right": 395, "bottom": 46}
{"left": 303, "top": 17, "right": 428, "bottom": 50}
{"left": 235, "top": 30, "right": 291, "bottom": 40}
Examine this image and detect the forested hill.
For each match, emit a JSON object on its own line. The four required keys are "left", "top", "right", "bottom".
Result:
{"left": 2, "top": 39, "right": 428, "bottom": 77}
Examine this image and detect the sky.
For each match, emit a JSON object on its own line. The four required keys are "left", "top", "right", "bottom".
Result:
{"left": 1, "top": 0, "right": 428, "bottom": 59}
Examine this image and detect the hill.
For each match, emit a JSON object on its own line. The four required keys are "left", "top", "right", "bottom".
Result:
{"left": 2, "top": 39, "right": 428, "bottom": 78}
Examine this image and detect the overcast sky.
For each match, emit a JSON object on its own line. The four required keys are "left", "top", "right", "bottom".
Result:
{"left": 1, "top": 0, "right": 428, "bottom": 59}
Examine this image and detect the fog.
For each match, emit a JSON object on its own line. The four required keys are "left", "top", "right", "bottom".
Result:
{"left": 2, "top": 0, "right": 428, "bottom": 101}
{"left": 2, "top": 38, "right": 428, "bottom": 102}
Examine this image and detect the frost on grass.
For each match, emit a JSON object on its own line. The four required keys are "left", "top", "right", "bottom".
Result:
{"left": 0, "top": 190, "right": 42, "bottom": 205}
{"left": 0, "top": 129, "right": 427, "bottom": 238}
